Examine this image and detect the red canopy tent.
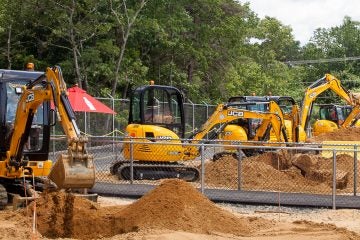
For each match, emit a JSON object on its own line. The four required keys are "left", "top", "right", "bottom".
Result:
{"left": 65, "top": 85, "right": 116, "bottom": 134}
{"left": 67, "top": 85, "right": 116, "bottom": 114}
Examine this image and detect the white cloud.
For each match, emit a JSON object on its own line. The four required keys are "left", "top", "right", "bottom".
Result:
{"left": 243, "top": 0, "right": 360, "bottom": 45}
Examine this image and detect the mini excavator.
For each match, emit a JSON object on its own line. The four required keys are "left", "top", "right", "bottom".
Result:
{"left": 225, "top": 95, "right": 306, "bottom": 143}
{"left": 111, "top": 84, "right": 288, "bottom": 182}
{"left": 300, "top": 74, "right": 360, "bottom": 136}
{"left": 0, "top": 66, "right": 94, "bottom": 208}
{"left": 316, "top": 104, "right": 360, "bottom": 128}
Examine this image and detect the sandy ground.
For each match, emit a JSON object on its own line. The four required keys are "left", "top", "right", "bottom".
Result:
{"left": 96, "top": 196, "right": 360, "bottom": 240}
{"left": 0, "top": 180, "right": 360, "bottom": 240}
{"left": 2, "top": 128, "right": 360, "bottom": 240}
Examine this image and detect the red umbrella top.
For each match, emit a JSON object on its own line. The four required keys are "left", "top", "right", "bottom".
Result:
{"left": 67, "top": 85, "right": 116, "bottom": 114}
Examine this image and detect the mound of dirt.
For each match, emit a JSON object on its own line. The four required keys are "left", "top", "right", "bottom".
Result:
{"left": 115, "top": 179, "right": 272, "bottom": 235}
{"left": 205, "top": 151, "right": 357, "bottom": 193}
{"left": 32, "top": 179, "right": 274, "bottom": 239}
{"left": 0, "top": 211, "right": 35, "bottom": 239}
{"left": 308, "top": 127, "right": 360, "bottom": 142}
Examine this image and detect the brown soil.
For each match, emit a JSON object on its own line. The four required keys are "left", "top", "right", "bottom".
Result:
{"left": 308, "top": 127, "right": 360, "bottom": 142}
{"left": 0, "top": 179, "right": 357, "bottom": 240}
{"left": 31, "top": 179, "right": 274, "bottom": 239}
{"left": 204, "top": 151, "right": 358, "bottom": 194}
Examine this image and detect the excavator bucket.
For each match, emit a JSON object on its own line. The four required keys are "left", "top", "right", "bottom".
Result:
{"left": 48, "top": 154, "right": 95, "bottom": 189}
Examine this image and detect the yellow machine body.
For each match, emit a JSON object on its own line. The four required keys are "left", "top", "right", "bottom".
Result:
{"left": 220, "top": 124, "right": 248, "bottom": 151}
{"left": 312, "top": 119, "right": 339, "bottom": 136}
{"left": 1, "top": 67, "right": 95, "bottom": 192}
{"left": 123, "top": 124, "right": 184, "bottom": 162}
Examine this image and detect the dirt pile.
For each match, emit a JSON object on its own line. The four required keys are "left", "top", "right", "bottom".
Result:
{"left": 292, "top": 154, "right": 349, "bottom": 189}
{"left": 205, "top": 151, "right": 357, "bottom": 193}
{"left": 0, "top": 210, "right": 35, "bottom": 239}
{"left": 32, "top": 179, "right": 273, "bottom": 239}
{"left": 308, "top": 127, "right": 360, "bottom": 142}
{"left": 116, "top": 179, "right": 272, "bottom": 234}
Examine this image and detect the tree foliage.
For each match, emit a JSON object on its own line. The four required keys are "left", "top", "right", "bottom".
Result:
{"left": 1, "top": 1, "right": 360, "bottom": 104}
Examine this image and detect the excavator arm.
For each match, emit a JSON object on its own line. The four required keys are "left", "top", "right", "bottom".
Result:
{"left": 192, "top": 102, "right": 285, "bottom": 141}
{"left": 5, "top": 87, "right": 51, "bottom": 176}
{"left": 184, "top": 101, "right": 286, "bottom": 159}
{"left": 5, "top": 66, "right": 94, "bottom": 189}
{"left": 342, "top": 105, "right": 360, "bottom": 127}
{"left": 300, "top": 74, "right": 360, "bottom": 131}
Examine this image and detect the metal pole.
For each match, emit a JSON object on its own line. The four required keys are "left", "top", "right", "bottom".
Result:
{"left": 237, "top": 148, "right": 242, "bottom": 190}
{"left": 115, "top": 128, "right": 118, "bottom": 161}
{"left": 130, "top": 139, "right": 134, "bottom": 184}
{"left": 332, "top": 149, "right": 336, "bottom": 210}
{"left": 188, "top": 99, "right": 195, "bottom": 132}
{"left": 202, "top": 101, "right": 209, "bottom": 118}
{"left": 354, "top": 145, "right": 358, "bottom": 196}
{"left": 107, "top": 94, "right": 115, "bottom": 153}
{"left": 84, "top": 112, "right": 87, "bottom": 134}
{"left": 200, "top": 145, "right": 205, "bottom": 194}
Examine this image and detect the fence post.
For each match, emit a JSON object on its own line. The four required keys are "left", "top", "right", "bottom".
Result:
{"left": 106, "top": 94, "right": 116, "bottom": 150}
{"left": 237, "top": 147, "right": 242, "bottom": 190}
{"left": 354, "top": 145, "right": 358, "bottom": 196}
{"left": 202, "top": 101, "right": 209, "bottom": 118}
{"left": 332, "top": 149, "right": 337, "bottom": 210}
{"left": 115, "top": 129, "right": 118, "bottom": 161}
{"left": 188, "top": 99, "right": 195, "bottom": 132}
{"left": 200, "top": 144, "right": 205, "bottom": 194}
{"left": 130, "top": 139, "right": 134, "bottom": 184}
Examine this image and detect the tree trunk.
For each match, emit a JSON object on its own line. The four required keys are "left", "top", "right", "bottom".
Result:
{"left": 110, "top": 0, "right": 147, "bottom": 97}
{"left": 187, "top": 61, "right": 193, "bottom": 83}
{"left": 6, "top": 25, "right": 12, "bottom": 69}
{"left": 69, "top": 0, "right": 82, "bottom": 87}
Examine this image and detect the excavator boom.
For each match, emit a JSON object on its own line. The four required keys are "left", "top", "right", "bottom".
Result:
{"left": 191, "top": 101, "right": 285, "bottom": 142}
{"left": 301, "top": 74, "right": 360, "bottom": 135}
{"left": 3, "top": 66, "right": 94, "bottom": 190}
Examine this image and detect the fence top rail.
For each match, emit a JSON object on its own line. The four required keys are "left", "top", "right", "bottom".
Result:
{"left": 51, "top": 134, "right": 360, "bottom": 147}
{"left": 51, "top": 135, "right": 360, "bottom": 153}
{"left": 117, "top": 140, "right": 357, "bottom": 152}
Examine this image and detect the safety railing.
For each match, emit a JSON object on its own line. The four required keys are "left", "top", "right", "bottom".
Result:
{"left": 49, "top": 137, "right": 360, "bottom": 209}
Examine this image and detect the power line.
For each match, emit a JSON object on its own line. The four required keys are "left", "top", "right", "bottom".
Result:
{"left": 286, "top": 56, "right": 360, "bottom": 65}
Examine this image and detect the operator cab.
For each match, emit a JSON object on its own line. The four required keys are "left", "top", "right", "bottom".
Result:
{"left": 128, "top": 85, "right": 186, "bottom": 138}
{"left": 228, "top": 95, "right": 295, "bottom": 114}
{"left": 318, "top": 104, "right": 350, "bottom": 125}
{"left": 0, "top": 69, "right": 51, "bottom": 161}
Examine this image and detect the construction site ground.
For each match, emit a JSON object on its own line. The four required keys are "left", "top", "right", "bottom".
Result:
{"left": 1, "top": 179, "right": 360, "bottom": 240}
{"left": 93, "top": 127, "right": 360, "bottom": 208}
{"left": 2, "top": 127, "right": 360, "bottom": 239}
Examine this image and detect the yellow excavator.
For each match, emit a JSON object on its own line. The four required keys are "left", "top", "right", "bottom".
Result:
{"left": 0, "top": 66, "right": 94, "bottom": 208}
{"left": 300, "top": 73, "right": 360, "bottom": 136}
{"left": 111, "top": 84, "right": 288, "bottom": 181}
{"left": 225, "top": 95, "right": 306, "bottom": 143}
{"left": 316, "top": 104, "right": 360, "bottom": 128}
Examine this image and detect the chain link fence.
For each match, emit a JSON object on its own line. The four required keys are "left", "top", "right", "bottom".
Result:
{"left": 49, "top": 137, "right": 360, "bottom": 208}
{"left": 66, "top": 97, "right": 216, "bottom": 137}
{"left": 50, "top": 96, "right": 359, "bottom": 207}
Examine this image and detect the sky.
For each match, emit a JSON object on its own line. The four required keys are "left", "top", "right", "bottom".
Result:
{"left": 244, "top": 0, "right": 360, "bottom": 45}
